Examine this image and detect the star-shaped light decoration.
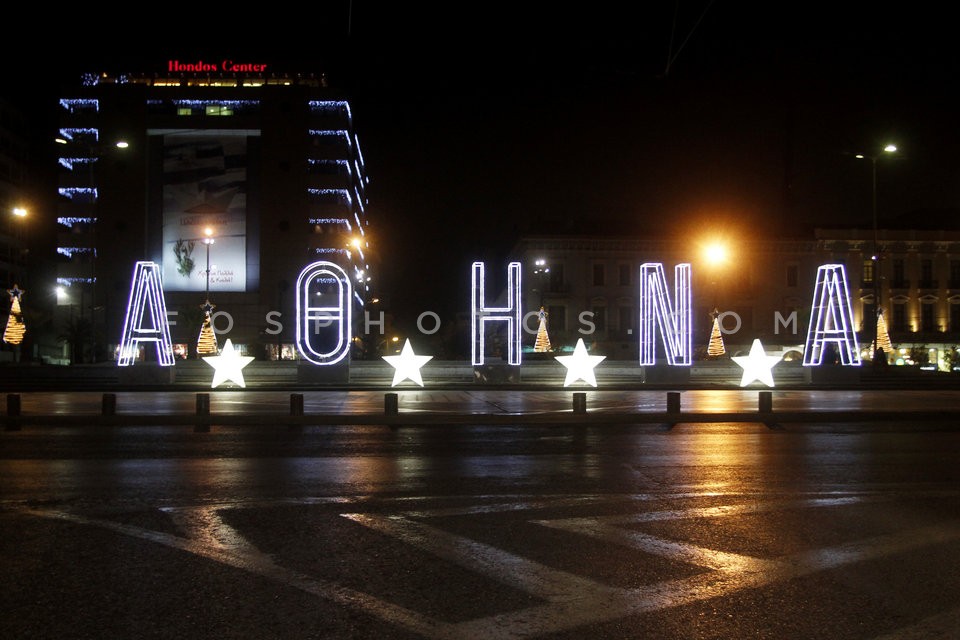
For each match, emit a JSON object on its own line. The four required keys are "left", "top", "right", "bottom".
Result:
{"left": 8, "top": 285, "right": 23, "bottom": 301}
{"left": 555, "top": 338, "right": 606, "bottom": 387}
{"left": 731, "top": 338, "right": 782, "bottom": 387}
{"left": 382, "top": 338, "right": 433, "bottom": 386}
{"left": 202, "top": 338, "right": 255, "bottom": 388}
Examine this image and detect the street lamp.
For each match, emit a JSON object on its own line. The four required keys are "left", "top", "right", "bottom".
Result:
{"left": 703, "top": 240, "right": 729, "bottom": 357}
{"left": 196, "top": 227, "right": 218, "bottom": 356}
{"left": 9, "top": 207, "right": 28, "bottom": 287}
{"left": 203, "top": 226, "right": 215, "bottom": 302}
{"left": 855, "top": 143, "right": 898, "bottom": 361}
{"left": 533, "top": 258, "right": 549, "bottom": 308}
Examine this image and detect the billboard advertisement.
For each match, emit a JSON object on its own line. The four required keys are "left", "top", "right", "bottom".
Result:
{"left": 161, "top": 132, "right": 247, "bottom": 292}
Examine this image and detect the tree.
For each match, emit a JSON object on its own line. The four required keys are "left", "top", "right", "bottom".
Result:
{"left": 707, "top": 310, "right": 725, "bottom": 357}
{"left": 534, "top": 307, "right": 552, "bottom": 353}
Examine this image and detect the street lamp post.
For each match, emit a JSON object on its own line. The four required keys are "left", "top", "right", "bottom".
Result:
{"left": 203, "top": 226, "right": 215, "bottom": 302}
{"left": 855, "top": 144, "right": 897, "bottom": 361}
{"left": 533, "top": 258, "right": 549, "bottom": 308}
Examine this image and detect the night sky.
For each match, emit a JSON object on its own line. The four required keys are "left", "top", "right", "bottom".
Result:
{"left": 6, "top": 3, "right": 960, "bottom": 325}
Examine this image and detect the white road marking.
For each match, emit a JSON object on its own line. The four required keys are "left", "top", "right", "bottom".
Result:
{"left": 19, "top": 491, "right": 960, "bottom": 639}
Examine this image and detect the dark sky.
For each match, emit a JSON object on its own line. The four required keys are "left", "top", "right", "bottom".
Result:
{"left": 6, "top": 2, "right": 960, "bottom": 323}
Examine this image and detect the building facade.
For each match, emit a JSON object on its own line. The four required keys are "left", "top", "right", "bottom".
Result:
{"left": 512, "top": 230, "right": 960, "bottom": 369}
{"left": 54, "top": 63, "right": 374, "bottom": 363}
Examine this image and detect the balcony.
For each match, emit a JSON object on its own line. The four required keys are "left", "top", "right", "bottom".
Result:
{"left": 918, "top": 279, "right": 939, "bottom": 290}
{"left": 889, "top": 279, "right": 910, "bottom": 290}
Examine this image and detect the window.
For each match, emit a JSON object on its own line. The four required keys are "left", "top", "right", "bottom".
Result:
{"left": 548, "top": 305, "right": 566, "bottom": 332}
{"left": 921, "top": 259, "right": 933, "bottom": 282}
{"left": 593, "top": 264, "right": 605, "bottom": 286}
{"left": 618, "top": 306, "right": 634, "bottom": 333}
{"left": 892, "top": 302, "right": 907, "bottom": 332}
{"left": 787, "top": 264, "right": 799, "bottom": 287}
{"left": 951, "top": 304, "right": 960, "bottom": 332}
{"left": 862, "top": 302, "right": 876, "bottom": 331}
{"left": 591, "top": 306, "right": 606, "bottom": 332}
{"left": 893, "top": 259, "right": 905, "bottom": 285}
{"left": 921, "top": 303, "right": 935, "bottom": 332}
{"left": 951, "top": 260, "right": 960, "bottom": 287}
{"left": 862, "top": 260, "right": 874, "bottom": 284}
{"left": 618, "top": 264, "right": 630, "bottom": 286}
{"left": 548, "top": 265, "right": 564, "bottom": 293}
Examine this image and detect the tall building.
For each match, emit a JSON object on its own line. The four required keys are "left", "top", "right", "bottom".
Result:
{"left": 54, "top": 61, "right": 375, "bottom": 363}
{"left": 0, "top": 98, "right": 30, "bottom": 292}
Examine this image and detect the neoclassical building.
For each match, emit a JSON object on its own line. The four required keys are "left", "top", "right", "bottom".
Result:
{"left": 510, "top": 227, "right": 960, "bottom": 368}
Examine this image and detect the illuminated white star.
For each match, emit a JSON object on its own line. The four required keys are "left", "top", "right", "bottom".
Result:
{"left": 382, "top": 339, "right": 433, "bottom": 386}
{"left": 732, "top": 338, "right": 782, "bottom": 387}
{"left": 203, "top": 338, "right": 255, "bottom": 388}
{"left": 555, "top": 338, "right": 606, "bottom": 387}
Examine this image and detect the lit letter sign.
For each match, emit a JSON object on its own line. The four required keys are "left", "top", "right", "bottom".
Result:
{"left": 471, "top": 261, "right": 522, "bottom": 365}
{"left": 803, "top": 264, "right": 861, "bottom": 366}
{"left": 117, "top": 261, "right": 175, "bottom": 366}
{"left": 638, "top": 262, "right": 692, "bottom": 366}
{"left": 295, "top": 261, "right": 352, "bottom": 365}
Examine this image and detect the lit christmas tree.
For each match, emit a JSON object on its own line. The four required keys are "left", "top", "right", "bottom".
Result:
{"left": 875, "top": 308, "right": 893, "bottom": 354}
{"left": 196, "top": 301, "right": 218, "bottom": 355}
{"left": 534, "top": 307, "right": 551, "bottom": 352}
{"left": 3, "top": 285, "right": 25, "bottom": 346}
{"left": 707, "top": 309, "right": 725, "bottom": 357}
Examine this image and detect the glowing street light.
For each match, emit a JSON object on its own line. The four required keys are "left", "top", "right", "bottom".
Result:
{"left": 197, "top": 227, "right": 218, "bottom": 357}
{"left": 855, "top": 143, "right": 898, "bottom": 362}
{"left": 203, "top": 226, "right": 215, "bottom": 302}
{"left": 701, "top": 239, "right": 731, "bottom": 357}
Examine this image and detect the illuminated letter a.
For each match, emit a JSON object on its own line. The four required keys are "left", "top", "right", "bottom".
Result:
{"left": 803, "top": 264, "right": 861, "bottom": 366}
{"left": 117, "top": 261, "right": 175, "bottom": 366}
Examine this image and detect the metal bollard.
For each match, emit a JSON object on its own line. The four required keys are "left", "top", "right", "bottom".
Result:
{"left": 573, "top": 392, "right": 587, "bottom": 414}
{"left": 288, "top": 393, "right": 304, "bottom": 430}
{"left": 759, "top": 391, "right": 773, "bottom": 413}
{"left": 195, "top": 393, "right": 211, "bottom": 432}
{"left": 5, "top": 393, "right": 21, "bottom": 431}
{"left": 102, "top": 393, "right": 117, "bottom": 416}
{"left": 385, "top": 393, "right": 399, "bottom": 416}
{"left": 290, "top": 393, "right": 304, "bottom": 416}
{"left": 667, "top": 391, "right": 681, "bottom": 415}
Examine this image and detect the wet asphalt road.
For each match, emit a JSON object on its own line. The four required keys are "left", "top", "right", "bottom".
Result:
{"left": 2, "top": 394, "right": 960, "bottom": 639}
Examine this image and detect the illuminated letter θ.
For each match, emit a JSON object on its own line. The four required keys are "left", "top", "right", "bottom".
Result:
{"left": 296, "top": 261, "right": 352, "bottom": 365}
{"left": 471, "top": 261, "right": 522, "bottom": 365}
{"left": 638, "top": 263, "right": 692, "bottom": 366}
{"left": 803, "top": 264, "right": 861, "bottom": 366}
{"left": 117, "top": 261, "right": 175, "bottom": 366}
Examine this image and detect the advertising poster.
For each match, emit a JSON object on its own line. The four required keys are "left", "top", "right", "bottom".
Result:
{"left": 161, "top": 132, "right": 247, "bottom": 292}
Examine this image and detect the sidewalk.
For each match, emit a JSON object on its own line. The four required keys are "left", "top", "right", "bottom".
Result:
{"left": 0, "top": 359, "right": 957, "bottom": 391}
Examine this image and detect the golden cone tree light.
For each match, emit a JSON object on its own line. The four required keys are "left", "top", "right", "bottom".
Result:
{"left": 197, "top": 303, "right": 218, "bottom": 355}
{"left": 3, "top": 285, "right": 25, "bottom": 346}
{"left": 876, "top": 309, "right": 893, "bottom": 354}
{"left": 534, "top": 307, "right": 551, "bottom": 352}
{"left": 707, "top": 312, "right": 725, "bottom": 357}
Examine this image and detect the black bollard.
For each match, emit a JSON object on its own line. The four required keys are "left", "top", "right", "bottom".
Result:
{"left": 667, "top": 391, "right": 681, "bottom": 415}
{"left": 288, "top": 393, "right": 304, "bottom": 430}
{"left": 573, "top": 392, "right": 587, "bottom": 414}
{"left": 102, "top": 393, "right": 117, "bottom": 416}
{"left": 290, "top": 393, "right": 304, "bottom": 415}
{"left": 6, "top": 393, "right": 21, "bottom": 431}
{"left": 759, "top": 391, "right": 773, "bottom": 413}
{"left": 385, "top": 393, "right": 399, "bottom": 415}
{"left": 195, "top": 393, "right": 211, "bottom": 432}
